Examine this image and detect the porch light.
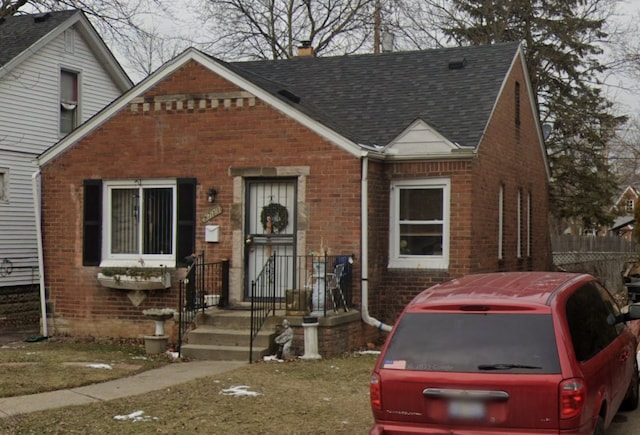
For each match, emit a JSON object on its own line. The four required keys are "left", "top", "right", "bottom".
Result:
{"left": 207, "top": 188, "right": 218, "bottom": 203}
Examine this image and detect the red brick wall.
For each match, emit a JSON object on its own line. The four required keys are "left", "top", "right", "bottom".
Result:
{"left": 40, "top": 60, "right": 362, "bottom": 338}
{"left": 366, "top": 57, "right": 551, "bottom": 328}
{"left": 368, "top": 160, "right": 474, "bottom": 325}
{"left": 471, "top": 58, "right": 551, "bottom": 273}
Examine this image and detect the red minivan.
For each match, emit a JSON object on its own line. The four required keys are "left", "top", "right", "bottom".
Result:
{"left": 370, "top": 272, "right": 640, "bottom": 434}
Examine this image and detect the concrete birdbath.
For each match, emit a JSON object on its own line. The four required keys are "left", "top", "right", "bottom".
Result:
{"left": 142, "top": 308, "right": 175, "bottom": 354}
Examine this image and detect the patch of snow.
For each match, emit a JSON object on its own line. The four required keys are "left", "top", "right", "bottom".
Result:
{"left": 220, "top": 385, "right": 263, "bottom": 397}
{"left": 166, "top": 351, "right": 180, "bottom": 361}
{"left": 86, "top": 363, "right": 112, "bottom": 370}
{"left": 130, "top": 356, "right": 148, "bottom": 360}
{"left": 113, "top": 410, "right": 158, "bottom": 422}
{"left": 263, "top": 355, "right": 283, "bottom": 362}
{"left": 358, "top": 350, "right": 380, "bottom": 355}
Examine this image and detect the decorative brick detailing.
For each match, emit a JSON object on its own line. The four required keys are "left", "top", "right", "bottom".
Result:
{"left": 130, "top": 92, "right": 256, "bottom": 114}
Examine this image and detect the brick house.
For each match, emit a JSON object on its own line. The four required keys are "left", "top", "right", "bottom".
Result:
{"left": 36, "top": 42, "right": 551, "bottom": 355}
{"left": 608, "top": 186, "right": 639, "bottom": 240}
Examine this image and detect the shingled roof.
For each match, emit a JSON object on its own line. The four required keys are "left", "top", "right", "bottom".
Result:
{"left": 230, "top": 41, "right": 521, "bottom": 148}
{"left": 0, "top": 10, "right": 79, "bottom": 69}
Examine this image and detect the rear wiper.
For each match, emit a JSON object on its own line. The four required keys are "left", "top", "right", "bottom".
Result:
{"left": 477, "top": 363, "right": 542, "bottom": 370}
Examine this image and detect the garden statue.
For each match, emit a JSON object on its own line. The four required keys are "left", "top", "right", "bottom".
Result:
{"left": 275, "top": 319, "right": 293, "bottom": 360}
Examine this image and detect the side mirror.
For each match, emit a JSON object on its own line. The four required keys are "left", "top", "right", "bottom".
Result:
{"left": 626, "top": 303, "right": 640, "bottom": 321}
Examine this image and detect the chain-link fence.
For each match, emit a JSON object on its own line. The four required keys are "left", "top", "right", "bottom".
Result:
{"left": 552, "top": 235, "right": 640, "bottom": 301}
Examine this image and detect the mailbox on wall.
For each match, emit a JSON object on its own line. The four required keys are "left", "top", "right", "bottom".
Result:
{"left": 205, "top": 225, "right": 220, "bottom": 243}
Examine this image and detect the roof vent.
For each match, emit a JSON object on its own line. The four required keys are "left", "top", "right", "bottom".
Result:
{"left": 277, "top": 89, "right": 301, "bottom": 104}
{"left": 448, "top": 57, "right": 467, "bottom": 70}
{"left": 33, "top": 12, "right": 51, "bottom": 23}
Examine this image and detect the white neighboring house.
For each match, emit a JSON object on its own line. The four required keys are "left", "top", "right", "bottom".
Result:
{"left": 0, "top": 10, "right": 131, "bottom": 321}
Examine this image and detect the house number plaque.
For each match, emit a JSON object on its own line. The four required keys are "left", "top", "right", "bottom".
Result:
{"left": 201, "top": 204, "right": 223, "bottom": 223}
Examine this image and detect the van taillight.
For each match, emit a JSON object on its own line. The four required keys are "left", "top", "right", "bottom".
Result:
{"left": 559, "top": 378, "right": 586, "bottom": 419}
{"left": 370, "top": 373, "right": 382, "bottom": 411}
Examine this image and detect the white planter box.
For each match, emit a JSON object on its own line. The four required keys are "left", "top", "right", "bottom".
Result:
{"left": 97, "top": 272, "right": 171, "bottom": 290}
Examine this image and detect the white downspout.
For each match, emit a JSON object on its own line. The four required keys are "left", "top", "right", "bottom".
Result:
{"left": 361, "top": 156, "right": 392, "bottom": 332}
{"left": 32, "top": 170, "right": 48, "bottom": 337}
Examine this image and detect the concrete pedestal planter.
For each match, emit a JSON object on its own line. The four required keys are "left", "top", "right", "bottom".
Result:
{"left": 142, "top": 308, "right": 175, "bottom": 355}
{"left": 144, "top": 335, "right": 169, "bottom": 354}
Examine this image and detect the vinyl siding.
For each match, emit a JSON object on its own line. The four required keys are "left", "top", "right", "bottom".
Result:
{"left": 0, "top": 24, "right": 126, "bottom": 288}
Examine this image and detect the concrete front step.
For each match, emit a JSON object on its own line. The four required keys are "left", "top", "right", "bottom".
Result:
{"left": 180, "top": 343, "right": 270, "bottom": 362}
{"left": 187, "top": 325, "right": 272, "bottom": 348}
{"left": 182, "top": 308, "right": 284, "bottom": 361}
{"left": 194, "top": 308, "right": 284, "bottom": 330}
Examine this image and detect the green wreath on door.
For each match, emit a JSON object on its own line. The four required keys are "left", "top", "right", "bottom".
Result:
{"left": 260, "top": 203, "right": 289, "bottom": 233}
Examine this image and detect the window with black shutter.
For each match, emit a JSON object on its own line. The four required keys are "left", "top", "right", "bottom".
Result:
{"left": 83, "top": 180, "right": 102, "bottom": 265}
{"left": 85, "top": 178, "right": 196, "bottom": 268}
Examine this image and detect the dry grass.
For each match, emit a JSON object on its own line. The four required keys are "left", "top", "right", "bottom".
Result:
{"left": 0, "top": 352, "right": 377, "bottom": 434}
{"left": 0, "top": 337, "right": 170, "bottom": 398}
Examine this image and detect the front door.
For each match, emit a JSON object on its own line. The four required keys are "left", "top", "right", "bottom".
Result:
{"left": 245, "top": 179, "right": 296, "bottom": 300}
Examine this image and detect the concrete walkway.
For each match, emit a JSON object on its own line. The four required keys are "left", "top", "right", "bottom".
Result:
{"left": 0, "top": 328, "right": 246, "bottom": 418}
{"left": 0, "top": 359, "right": 246, "bottom": 417}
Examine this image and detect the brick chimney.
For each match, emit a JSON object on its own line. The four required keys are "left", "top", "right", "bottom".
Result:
{"left": 297, "top": 40, "right": 314, "bottom": 57}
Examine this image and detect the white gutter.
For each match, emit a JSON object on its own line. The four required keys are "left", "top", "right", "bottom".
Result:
{"left": 32, "top": 170, "right": 48, "bottom": 337}
{"left": 361, "top": 156, "right": 392, "bottom": 332}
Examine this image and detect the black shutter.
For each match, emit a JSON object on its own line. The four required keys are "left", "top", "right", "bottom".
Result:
{"left": 177, "top": 178, "right": 197, "bottom": 267}
{"left": 83, "top": 180, "right": 102, "bottom": 266}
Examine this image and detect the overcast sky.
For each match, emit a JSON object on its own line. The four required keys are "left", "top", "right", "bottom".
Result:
{"left": 109, "top": 0, "right": 640, "bottom": 129}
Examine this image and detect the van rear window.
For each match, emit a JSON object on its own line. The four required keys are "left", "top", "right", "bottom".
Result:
{"left": 382, "top": 312, "right": 561, "bottom": 373}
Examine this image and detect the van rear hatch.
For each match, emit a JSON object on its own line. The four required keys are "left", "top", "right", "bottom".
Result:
{"left": 374, "top": 311, "right": 563, "bottom": 430}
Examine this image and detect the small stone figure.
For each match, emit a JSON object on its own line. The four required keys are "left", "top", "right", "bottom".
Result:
{"left": 274, "top": 319, "right": 294, "bottom": 360}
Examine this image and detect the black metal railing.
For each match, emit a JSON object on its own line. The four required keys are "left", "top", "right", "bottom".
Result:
{"left": 248, "top": 252, "right": 354, "bottom": 362}
{"left": 269, "top": 253, "right": 354, "bottom": 314}
{"left": 177, "top": 252, "right": 230, "bottom": 357}
{"left": 249, "top": 254, "right": 277, "bottom": 363}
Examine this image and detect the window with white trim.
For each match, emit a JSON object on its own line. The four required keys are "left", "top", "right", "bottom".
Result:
{"left": 101, "top": 180, "right": 176, "bottom": 267}
{"left": 60, "top": 69, "right": 78, "bottom": 134}
{"left": 625, "top": 199, "right": 634, "bottom": 213}
{"left": 389, "top": 178, "right": 450, "bottom": 269}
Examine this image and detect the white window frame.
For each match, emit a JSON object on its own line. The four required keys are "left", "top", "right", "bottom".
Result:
{"left": 389, "top": 178, "right": 450, "bottom": 270}
{"left": 626, "top": 199, "right": 634, "bottom": 213}
{"left": 100, "top": 179, "right": 177, "bottom": 268}
{"left": 60, "top": 68, "right": 80, "bottom": 135}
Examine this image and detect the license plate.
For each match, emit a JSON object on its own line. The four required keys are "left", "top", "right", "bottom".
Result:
{"left": 448, "top": 400, "right": 485, "bottom": 420}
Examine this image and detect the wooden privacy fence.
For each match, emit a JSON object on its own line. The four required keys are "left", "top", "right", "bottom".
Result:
{"left": 552, "top": 235, "right": 640, "bottom": 296}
